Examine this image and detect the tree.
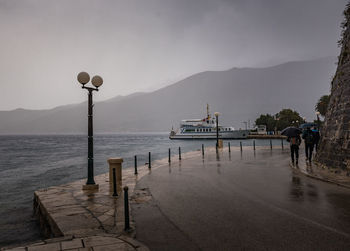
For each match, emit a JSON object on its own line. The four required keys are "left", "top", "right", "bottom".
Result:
{"left": 275, "top": 109, "right": 304, "bottom": 131}
{"left": 255, "top": 114, "right": 276, "bottom": 131}
{"left": 315, "top": 95, "right": 330, "bottom": 117}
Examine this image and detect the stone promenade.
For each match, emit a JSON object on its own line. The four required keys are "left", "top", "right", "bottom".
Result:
{"left": 1, "top": 150, "right": 202, "bottom": 251}
{"left": 2, "top": 144, "right": 350, "bottom": 250}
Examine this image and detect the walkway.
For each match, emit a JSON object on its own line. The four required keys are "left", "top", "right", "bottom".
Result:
{"left": 132, "top": 146, "right": 350, "bottom": 250}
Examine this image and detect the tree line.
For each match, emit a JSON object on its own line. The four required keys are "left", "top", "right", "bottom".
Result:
{"left": 255, "top": 95, "right": 330, "bottom": 131}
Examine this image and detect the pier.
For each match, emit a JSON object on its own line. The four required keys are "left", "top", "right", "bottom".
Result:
{"left": 3, "top": 145, "right": 350, "bottom": 250}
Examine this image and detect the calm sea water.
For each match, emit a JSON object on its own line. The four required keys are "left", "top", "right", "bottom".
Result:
{"left": 0, "top": 134, "right": 283, "bottom": 247}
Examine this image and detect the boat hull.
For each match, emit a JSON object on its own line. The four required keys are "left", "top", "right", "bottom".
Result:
{"left": 169, "top": 130, "right": 250, "bottom": 140}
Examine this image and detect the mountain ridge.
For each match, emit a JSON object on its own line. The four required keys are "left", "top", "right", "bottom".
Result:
{"left": 0, "top": 57, "right": 336, "bottom": 134}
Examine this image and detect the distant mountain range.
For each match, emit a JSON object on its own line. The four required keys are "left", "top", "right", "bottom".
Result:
{"left": 0, "top": 57, "right": 336, "bottom": 134}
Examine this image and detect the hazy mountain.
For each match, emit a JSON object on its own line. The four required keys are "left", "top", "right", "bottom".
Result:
{"left": 0, "top": 57, "right": 336, "bottom": 134}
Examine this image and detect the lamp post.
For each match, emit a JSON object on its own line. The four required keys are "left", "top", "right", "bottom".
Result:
{"left": 77, "top": 72, "right": 103, "bottom": 190}
{"left": 215, "top": 112, "right": 220, "bottom": 148}
{"left": 316, "top": 111, "right": 320, "bottom": 128}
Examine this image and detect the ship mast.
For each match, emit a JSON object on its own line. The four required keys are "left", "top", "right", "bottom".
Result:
{"left": 207, "top": 104, "right": 210, "bottom": 119}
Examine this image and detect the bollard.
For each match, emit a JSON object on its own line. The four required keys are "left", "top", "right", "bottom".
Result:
{"left": 218, "top": 139, "right": 223, "bottom": 148}
{"left": 108, "top": 158, "right": 123, "bottom": 193}
{"left": 124, "top": 186, "right": 130, "bottom": 231}
{"left": 112, "top": 168, "right": 118, "bottom": 196}
{"left": 240, "top": 141, "right": 242, "bottom": 152}
{"left": 270, "top": 139, "right": 272, "bottom": 150}
{"left": 168, "top": 148, "right": 171, "bottom": 163}
{"left": 253, "top": 140, "right": 256, "bottom": 151}
{"left": 228, "top": 142, "right": 231, "bottom": 153}
{"left": 179, "top": 147, "right": 181, "bottom": 160}
{"left": 202, "top": 144, "right": 204, "bottom": 156}
{"left": 134, "top": 155, "right": 138, "bottom": 175}
{"left": 281, "top": 139, "right": 284, "bottom": 150}
{"left": 148, "top": 152, "right": 151, "bottom": 169}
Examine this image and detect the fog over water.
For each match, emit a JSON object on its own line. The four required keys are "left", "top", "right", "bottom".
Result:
{"left": 0, "top": 0, "right": 347, "bottom": 110}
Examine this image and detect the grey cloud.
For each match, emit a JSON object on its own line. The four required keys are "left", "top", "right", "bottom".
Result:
{"left": 0, "top": 0, "right": 347, "bottom": 110}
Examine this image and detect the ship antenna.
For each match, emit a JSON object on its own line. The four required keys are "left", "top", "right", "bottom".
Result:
{"left": 207, "top": 104, "right": 210, "bottom": 119}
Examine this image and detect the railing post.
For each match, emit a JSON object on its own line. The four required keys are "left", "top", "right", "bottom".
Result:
{"left": 134, "top": 155, "right": 138, "bottom": 175}
{"left": 112, "top": 168, "right": 117, "bottom": 197}
{"left": 228, "top": 142, "right": 231, "bottom": 153}
{"left": 124, "top": 186, "right": 130, "bottom": 231}
{"left": 202, "top": 144, "right": 204, "bottom": 156}
{"left": 281, "top": 139, "right": 284, "bottom": 150}
{"left": 270, "top": 139, "right": 272, "bottom": 150}
{"left": 240, "top": 141, "right": 242, "bottom": 152}
{"left": 179, "top": 147, "right": 181, "bottom": 160}
{"left": 108, "top": 158, "right": 123, "bottom": 194}
{"left": 168, "top": 148, "right": 171, "bottom": 163}
{"left": 148, "top": 152, "right": 151, "bottom": 169}
{"left": 253, "top": 140, "right": 256, "bottom": 151}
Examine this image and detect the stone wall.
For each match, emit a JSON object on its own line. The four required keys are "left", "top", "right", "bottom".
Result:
{"left": 316, "top": 4, "right": 350, "bottom": 170}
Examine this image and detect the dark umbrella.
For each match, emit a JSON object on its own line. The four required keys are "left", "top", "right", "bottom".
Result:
{"left": 300, "top": 122, "right": 318, "bottom": 129}
{"left": 281, "top": 126, "right": 302, "bottom": 137}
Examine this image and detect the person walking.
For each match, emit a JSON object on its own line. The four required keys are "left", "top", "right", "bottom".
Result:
{"left": 312, "top": 127, "right": 320, "bottom": 152}
{"left": 288, "top": 134, "right": 301, "bottom": 165}
{"left": 302, "top": 127, "right": 315, "bottom": 163}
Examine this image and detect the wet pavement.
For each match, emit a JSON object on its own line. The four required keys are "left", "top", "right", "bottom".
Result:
{"left": 132, "top": 147, "right": 350, "bottom": 250}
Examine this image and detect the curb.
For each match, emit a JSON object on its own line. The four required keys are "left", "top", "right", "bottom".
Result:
{"left": 289, "top": 162, "right": 350, "bottom": 189}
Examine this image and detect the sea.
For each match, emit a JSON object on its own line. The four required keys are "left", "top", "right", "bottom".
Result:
{"left": 0, "top": 133, "right": 283, "bottom": 247}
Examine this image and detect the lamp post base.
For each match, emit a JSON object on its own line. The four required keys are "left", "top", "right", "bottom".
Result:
{"left": 82, "top": 184, "right": 99, "bottom": 191}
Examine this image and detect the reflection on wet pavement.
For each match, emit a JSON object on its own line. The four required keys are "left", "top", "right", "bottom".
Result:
{"left": 133, "top": 146, "right": 350, "bottom": 251}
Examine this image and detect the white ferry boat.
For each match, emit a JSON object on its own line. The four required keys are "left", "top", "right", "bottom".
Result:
{"left": 169, "top": 105, "right": 250, "bottom": 140}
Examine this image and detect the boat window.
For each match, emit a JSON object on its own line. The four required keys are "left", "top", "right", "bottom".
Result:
{"left": 209, "top": 129, "right": 212, "bottom": 132}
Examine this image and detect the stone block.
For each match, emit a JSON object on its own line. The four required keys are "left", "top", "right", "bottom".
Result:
{"left": 61, "top": 239, "right": 83, "bottom": 250}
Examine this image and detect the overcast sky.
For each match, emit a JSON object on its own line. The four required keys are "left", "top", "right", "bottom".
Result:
{"left": 0, "top": 0, "right": 347, "bottom": 110}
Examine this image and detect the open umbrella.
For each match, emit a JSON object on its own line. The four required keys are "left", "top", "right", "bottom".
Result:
{"left": 300, "top": 122, "right": 318, "bottom": 129}
{"left": 281, "top": 126, "right": 302, "bottom": 137}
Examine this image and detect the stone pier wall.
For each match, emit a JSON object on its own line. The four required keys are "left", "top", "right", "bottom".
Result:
{"left": 33, "top": 191, "right": 64, "bottom": 239}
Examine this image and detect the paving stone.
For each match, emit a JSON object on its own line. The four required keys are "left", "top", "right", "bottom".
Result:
{"left": 101, "top": 217, "right": 115, "bottom": 227}
{"left": 61, "top": 239, "right": 83, "bottom": 250}
{"left": 27, "top": 242, "right": 60, "bottom": 251}
{"left": 118, "top": 236, "right": 141, "bottom": 248}
{"left": 105, "top": 209, "right": 115, "bottom": 216}
{"left": 83, "top": 236, "right": 124, "bottom": 247}
{"left": 3, "top": 247, "right": 26, "bottom": 251}
{"left": 92, "top": 243, "right": 135, "bottom": 251}
{"left": 97, "top": 214, "right": 111, "bottom": 223}
{"left": 136, "top": 247, "right": 150, "bottom": 251}
{"left": 44, "top": 235, "right": 73, "bottom": 243}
